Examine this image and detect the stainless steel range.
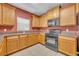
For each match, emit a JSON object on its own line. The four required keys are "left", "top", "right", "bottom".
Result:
{"left": 45, "top": 29, "right": 61, "bottom": 52}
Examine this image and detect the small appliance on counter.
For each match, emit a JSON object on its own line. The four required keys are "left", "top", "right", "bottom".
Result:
{"left": 45, "top": 29, "right": 61, "bottom": 52}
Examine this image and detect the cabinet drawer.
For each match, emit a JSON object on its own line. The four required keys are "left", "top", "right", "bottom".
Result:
{"left": 58, "top": 36, "right": 76, "bottom": 42}
{"left": 7, "top": 36, "right": 18, "bottom": 39}
{"left": 20, "top": 35, "right": 27, "bottom": 37}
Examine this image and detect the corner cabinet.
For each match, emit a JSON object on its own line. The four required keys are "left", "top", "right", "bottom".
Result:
{"left": 2, "top": 4, "right": 16, "bottom": 25}
{"left": 47, "top": 6, "right": 60, "bottom": 20}
{"left": 32, "top": 15, "right": 40, "bottom": 27}
{"left": 28, "top": 34, "right": 38, "bottom": 45}
{"left": 38, "top": 34, "right": 45, "bottom": 44}
{"left": 58, "top": 35, "right": 77, "bottom": 56}
{"left": 39, "top": 14, "right": 48, "bottom": 27}
{"left": 60, "top": 4, "right": 76, "bottom": 26}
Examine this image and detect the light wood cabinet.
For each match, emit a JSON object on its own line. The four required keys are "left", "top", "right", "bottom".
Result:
{"left": 7, "top": 36, "right": 19, "bottom": 54}
{"left": 38, "top": 34, "right": 45, "bottom": 44}
{"left": 47, "top": 6, "right": 60, "bottom": 20}
{"left": 39, "top": 14, "right": 48, "bottom": 27}
{"left": 31, "top": 34, "right": 38, "bottom": 43}
{"left": 0, "top": 4, "right": 2, "bottom": 25}
{"left": 28, "top": 34, "right": 38, "bottom": 45}
{"left": 0, "top": 38, "right": 6, "bottom": 56}
{"left": 60, "top": 4, "right": 76, "bottom": 26}
{"left": 76, "top": 3, "right": 79, "bottom": 14}
{"left": 58, "top": 36, "right": 77, "bottom": 56}
{"left": 32, "top": 15, "right": 40, "bottom": 27}
{"left": 19, "top": 35, "right": 27, "bottom": 49}
{"left": 2, "top": 4, "right": 15, "bottom": 25}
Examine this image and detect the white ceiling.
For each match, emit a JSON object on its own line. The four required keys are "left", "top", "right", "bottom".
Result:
{"left": 10, "top": 3, "right": 61, "bottom": 16}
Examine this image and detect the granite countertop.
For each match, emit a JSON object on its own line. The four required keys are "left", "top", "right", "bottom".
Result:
{"left": 59, "top": 34, "right": 77, "bottom": 38}
{"left": 0, "top": 32, "right": 43, "bottom": 42}
{"left": 59, "top": 31, "right": 78, "bottom": 38}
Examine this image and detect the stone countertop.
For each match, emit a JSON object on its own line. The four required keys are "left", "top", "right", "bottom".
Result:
{"left": 0, "top": 32, "right": 43, "bottom": 42}
{"left": 58, "top": 34, "right": 77, "bottom": 38}
{"left": 59, "top": 31, "right": 78, "bottom": 38}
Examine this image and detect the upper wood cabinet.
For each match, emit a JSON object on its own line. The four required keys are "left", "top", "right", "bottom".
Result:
{"left": 60, "top": 4, "right": 76, "bottom": 26}
{"left": 0, "top": 4, "right": 2, "bottom": 25}
{"left": 76, "top": 3, "right": 79, "bottom": 14}
{"left": 47, "top": 6, "right": 60, "bottom": 20}
{"left": 39, "top": 14, "right": 48, "bottom": 27}
{"left": 32, "top": 15, "right": 40, "bottom": 27}
{"left": 2, "top": 4, "right": 16, "bottom": 25}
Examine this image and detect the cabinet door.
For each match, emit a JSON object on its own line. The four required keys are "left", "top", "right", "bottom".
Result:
{"left": 52, "top": 7, "right": 60, "bottom": 19}
{"left": 29, "top": 34, "right": 37, "bottom": 45}
{"left": 76, "top": 3, "right": 79, "bottom": 14}
{"left": 3, "top": 4, "right": 15, "bottom": 25}
{"left": 58, "top": 36, "right": 77, "bottom": 56}
{"left": 27, "top": 34, "right": 34, "bottom": 46}
{"left": 31, "top": 34, "right": 38, "bottom": 44}
{"left": 7, "top": 36, "right": 19, "bottom": 54}
{"left": 60, "top": 4, "right": 76, "bottom": 26}
{"left": 58, "top": 38, "right": 66, "bottom": 53}
{"left": 40, "top": 15, "right": 48, "bottom": 27}
{"left": 47, "top": 10, "right": 53, "bottom": 20}
{"left": 38, "top": 34, "right": 45, "bottom": 44}
{"left": 0, "top": 38, "right": 6, "bottom": 56}
{"left": 65, "top": 40, "right": 77, "bottom": 55}
{"left": 0, "top": 4, "right": 2, "bottom": 25}
{"left": 47, "top": 6, "right": 60, "bottom": 20}
{"left": 19, "top": 35, "right": 27, "bottom": 49}
{"left": 32, "top": 15, "right": 40, "bottom": 27}
{"left": 27, "top": 34, "right": 38, "bottom": 46}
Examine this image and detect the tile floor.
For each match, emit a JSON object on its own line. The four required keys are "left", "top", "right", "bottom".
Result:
{"left": 9, "top": 44, "right": 64, "bottom": 56}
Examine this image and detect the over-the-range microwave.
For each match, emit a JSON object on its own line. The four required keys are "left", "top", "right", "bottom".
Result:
{"left": 48, "top": 18, "right": 59, "bottom": 27}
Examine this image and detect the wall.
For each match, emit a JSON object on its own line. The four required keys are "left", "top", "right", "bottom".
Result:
{"left": 39, "top": 25, "right": 77, "bottom": 32}
{"left": 0, "top": 7, "right": 32, "bottom": 32}
{"left": 60, "top": 26, "right": 77, "bottom": 31}
{"left": 16, "top": 8, "right": 32, "bottom": 32}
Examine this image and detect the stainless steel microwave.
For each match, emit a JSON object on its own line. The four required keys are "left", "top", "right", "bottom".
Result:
{"left": 48, "top": 18, "right": 59, "bottom": 27}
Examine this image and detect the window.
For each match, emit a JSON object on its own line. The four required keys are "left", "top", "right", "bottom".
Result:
{"left": 17, "top": 17, "right": 30, "bottom": 31}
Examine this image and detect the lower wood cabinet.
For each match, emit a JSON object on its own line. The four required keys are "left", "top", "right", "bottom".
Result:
{"left": 0, "top": 38, "right": 6, "bottom": 56}
{"left": 0, "top": 33, "right": 45, "bottom": 55}
{"left": 38, "top": 34, "right": 45, "bottom": 44}
{"left": 6, "top": 36, "right": 19, "bottom": 54}
{"left": 28, "top": 34, "right": 38, "bottom": 46}
{"left": 58, "top": 36, "right": 77, "bottom": 56}
{"left": 19, "top": 35, "right": 28, "bottom": 49}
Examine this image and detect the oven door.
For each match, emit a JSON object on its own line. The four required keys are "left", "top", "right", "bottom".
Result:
{"left": 45, "top": 37, "right": 57, "bottom": 48}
